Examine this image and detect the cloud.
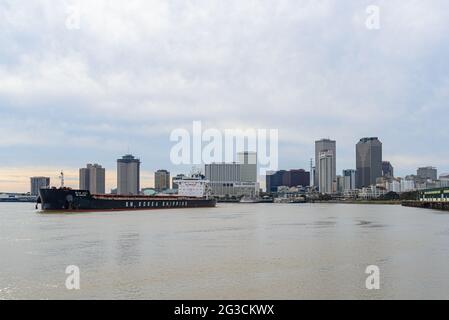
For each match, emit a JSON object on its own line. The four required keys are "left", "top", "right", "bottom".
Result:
{"left": 1, "top": 0, "right": 449, "bottom": 191}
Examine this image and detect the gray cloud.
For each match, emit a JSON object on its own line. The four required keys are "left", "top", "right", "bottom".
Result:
{"left": 1, "top": 0, "right": 449, "bottom": 191}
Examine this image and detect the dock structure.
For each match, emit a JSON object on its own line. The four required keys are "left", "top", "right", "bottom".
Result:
{"left": 402, "top": 188, "right": 449, "bottom": 211}
{"left": 402, "top": 200, "right": 449, "bottom": 211}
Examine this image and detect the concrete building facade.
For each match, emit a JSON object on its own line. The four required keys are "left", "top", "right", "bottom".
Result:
{"left": 266, "top": 169, "right": 310, "bottom": 193}
{"left": 205, "top": 153, "right": 259, "bottom": 198}
{"left": 154, "top": 169, "right": 170, "bottom": 191}
{"left": 117, "top": 154, "right": 140, "bottom": 195}
{"left": 79, "top": 164, "right": 105, "bottom": 194}
{"left": 343, "top": 169, "right": 356, "bottom": 191}
{"left": 417, "top": 167, "right": 437, "bottom": 180}
{"left": 238, "top": 151, "right": 257, "bottom": 183}
{"left": 319, "top": 150, "right": 335, "bottom": 194}
{"left": 315, "top": 139, "right": 336, "bottom": 192}
{"left": 382, "top": 161, "right": 394, "bottom": 178}
{"left": 30, "top": 177, "right": 50, "bottom": 196}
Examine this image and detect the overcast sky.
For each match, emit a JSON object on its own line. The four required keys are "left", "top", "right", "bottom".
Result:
{"left": 1, "top": 0, "right": 449, "bottom": 192}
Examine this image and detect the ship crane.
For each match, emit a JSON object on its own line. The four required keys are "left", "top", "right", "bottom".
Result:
{"left": 59, "top": 171, "right": 65, "bottom": 188}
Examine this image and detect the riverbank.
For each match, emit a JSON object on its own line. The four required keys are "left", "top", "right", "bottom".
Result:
{"left": 311, "top": 200, "right": 402, "bottom": 205}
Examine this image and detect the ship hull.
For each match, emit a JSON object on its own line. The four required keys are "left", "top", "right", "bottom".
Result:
{"left": 39, "top": 188, "right": 216, "bottom": 212}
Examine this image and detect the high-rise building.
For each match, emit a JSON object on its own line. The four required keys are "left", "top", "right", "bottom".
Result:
{"left": 417, "top": 167, "right": 437, "bottom": 180}
{"left": 319, "top": 150, "right": 335, "bottom": 194}
{"left": 155, "top": 169, "right": 170, "bottom": 191}
{"left": 315, "top": 139, "right": 336, "bottom": 191}
{"left": 205, "top": 163, "right": 241, "bottom": 182}
{"left": 205, "top": 161, "right": 259, "bottom": 198}
{"left": 356, "top": 137, "right": 382, "bottom": 188}
{"left": 79, "top": 164, "right": 105, "bottom": 194}
{"left": 30, "top": 177, "right": 50, "bottom": 196}
{"left": 342, "top": 169, "right": 356, "bottom": 191}
{"left": 117, "top": 154, "right": 140, "bottom": 195}
{"left": 266, "top": 169, "right": 310, "bottom": 193}
{"left": 79, "top": 167, "right": 89, "bottom": 191}
{"left": 237, "top": 151, "right": 257, "bottom": 182}
{"left": 382, "top": 161, "right": 394, "bottom": 178}
{"left": 336, "top": 175, "right": 345, "bottom": 193}
{"left": 289, "top": 169, "right": 310, "bottom": 187}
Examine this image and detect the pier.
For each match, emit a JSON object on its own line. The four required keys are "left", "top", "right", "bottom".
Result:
{"left": 401, "top": 188, "right": 449, "bottom": 211}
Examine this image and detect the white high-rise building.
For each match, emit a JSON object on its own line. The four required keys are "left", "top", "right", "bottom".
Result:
{"left": 117, "top": 154, "right": 140, "bottom": 195}
{"left": 315, "top": 139, "right": 336, "bottom": 191}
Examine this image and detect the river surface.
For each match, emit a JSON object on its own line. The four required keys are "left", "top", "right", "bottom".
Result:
{"left": 1, "top": 202, "right": 449, "bottom": 300}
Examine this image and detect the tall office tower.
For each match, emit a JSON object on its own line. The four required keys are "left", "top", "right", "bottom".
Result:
{"left": 417, "top": 166, "right": 437, "bottom": 180}
{"left": 30, "top": 177, "right": 50, "bottom": 196}
{"left": 117, "top": 154, "right": 141, "bottom": 195}
{"left": 356, "top": 137, "right": 382, "bottom": 188}
{"left": 79, "top": 164, "right": 106, "bottom": 194}
{"left": 155, "top": 169, "right": 171, "bottom": 191}
{"left": 382, "top": 161, "right": 394, "bottom": 178}
{"left": 319, "top": 150, "right": 335, "bottom": 194}
{"left": 315, "top": 139, "right": 336, "bottom": 191}
{"left": 238, "top": 151, "right": 257, "bottom": 182}
{"left": 342, "top": 169, "right": 356, "bottom": 191}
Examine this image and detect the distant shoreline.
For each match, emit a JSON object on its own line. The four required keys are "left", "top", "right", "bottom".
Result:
{"left": 310, "top": 200, "right": 402, "bottom": 205}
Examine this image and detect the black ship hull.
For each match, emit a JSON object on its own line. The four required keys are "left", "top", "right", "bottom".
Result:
{"left": 39, "top": 188, "right": 216, "bottom": 212}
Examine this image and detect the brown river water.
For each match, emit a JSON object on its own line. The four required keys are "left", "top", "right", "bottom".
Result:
{"left": 1, "top": 202, "right": 449, "bottom": 299}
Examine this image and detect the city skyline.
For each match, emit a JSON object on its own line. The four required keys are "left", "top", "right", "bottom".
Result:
{"left": 2, "top": 1, "right": 449, "bottom": 192}
{"left": 2, "top": 133, "right": 448, "bottom": 194}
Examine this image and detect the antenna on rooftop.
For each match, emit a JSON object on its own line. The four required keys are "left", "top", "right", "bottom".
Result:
{"left": 59, "top": 171, "right": 65, "bottom": 188}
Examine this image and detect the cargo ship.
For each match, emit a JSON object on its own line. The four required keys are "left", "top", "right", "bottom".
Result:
{"left": 38, "top": 188, "right": 216, "bottom": 211}
{"left": 38, "top": 177, "right": 216, "bottom": 212}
